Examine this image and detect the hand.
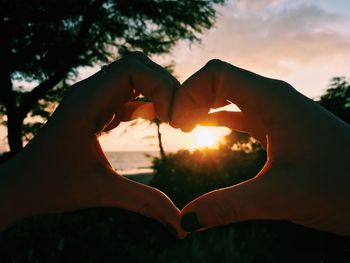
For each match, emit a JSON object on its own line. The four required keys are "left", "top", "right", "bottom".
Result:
{"left": 171, "top": 59, "right": 350, "bottom": 236}
{"left": 0, "top": 52, "right": 186, "bottom": 238}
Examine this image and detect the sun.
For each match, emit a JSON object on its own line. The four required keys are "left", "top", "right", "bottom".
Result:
{"left": 194, "top": 127, "right": 222, "bottom": 148}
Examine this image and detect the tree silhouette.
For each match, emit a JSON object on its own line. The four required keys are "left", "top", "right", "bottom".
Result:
{"left": 0, "top": 0, "right": 224, "bottom": 157}
{"left": 132, "top": 96, "right": 166, "bottom": 160}
{"left": 319, "top": 76, "right": 350, "bottom": 124}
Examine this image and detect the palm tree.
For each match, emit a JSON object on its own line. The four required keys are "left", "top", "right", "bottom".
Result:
{"left": 153, "top": 118, "right": 166, "bottom": 160}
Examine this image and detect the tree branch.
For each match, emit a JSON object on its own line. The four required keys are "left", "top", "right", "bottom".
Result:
{"left": 0, "top": 3, "right": 15, "bottom": 106}
{"left": 18, "top": 0, "right": 105, "bottom": 118}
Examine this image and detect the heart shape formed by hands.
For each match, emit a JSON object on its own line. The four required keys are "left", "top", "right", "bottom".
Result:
{"left": 10, "top": 52, "right": 350, "bottom": 238}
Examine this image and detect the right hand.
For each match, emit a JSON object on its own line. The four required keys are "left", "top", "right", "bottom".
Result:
{"left": 171, "top": 59, "right": 350, "bottom": 236}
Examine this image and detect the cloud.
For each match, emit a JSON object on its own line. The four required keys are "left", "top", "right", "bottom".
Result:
{"left": 226, "top": 4, "right": 348, "bottom": 64}
{"left": 220, "top": 4, "right": 350, "bottom": 67}
{"left": 236, "top": 0, "right": 282, "bottom": 11}
{"left": 167, "top": 1, "right": 350, "bottom": 97}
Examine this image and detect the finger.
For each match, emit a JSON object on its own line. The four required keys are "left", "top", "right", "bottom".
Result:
{"left": 199, "top": 111, "right": 248, "bottom": 132}
{"left": 102, "top": 102, "right": 155, "bottom": 132}
{"left": 119, "top": 101, "right": 155, "bottom": 121}
{"left": 180, "top": 172, "right": 279, "bottom": 232}
{"left": 127, "top": 51, "right": 179, "bottom": 87}
{"left": 123, "top": 52, "right": 179, "bottom": 122}
{"left": 101, "top": 115, "right": 120, "bottom": 133}
{"left": 98, "top": 169, "right": 186, "bottom": 239}
{"left": 198, "top": 111, "right": 267, "bottom": 148}
{"left": 171, "top": 59, "right": 294, "bottom": 133}
{"left": 127, "top": 52, "right": 179, "bottom": 119}
{"left": 110, "top": 55, "right": 175, "bottom": 122}
{"left": 170, "top": 59, "right": 245, "bottom": 131}
{"left": 170, "top": 87, "right": 213, "bottom": 132}
{"left": 63, "top": 52, "right": 177, "bottom": 133}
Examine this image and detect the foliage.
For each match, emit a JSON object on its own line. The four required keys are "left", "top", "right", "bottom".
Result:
{"left": 149, "top": 127, "right": 265, "bottom": 208}
{"left": 1, "top": 208, "right": 349, "bottom": 263}
{"left": 221, "top": 130, "right": 263, "bottom": 153}
{"left": 4, "top": 0, "right": 224, "bottom": 82}
{"left": 1, "top": 82, "right": 69, "bottom": 142}
{"left": 150, "top": 147, "right": 267, "bottom": 208}
{"left": 0, "top": 0, "right": 225, "bottom": 153}
{"left": 319, "top": 76, "right": 350, "bottom": 124}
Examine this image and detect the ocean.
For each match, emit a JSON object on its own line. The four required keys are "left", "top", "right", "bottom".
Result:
{"left": 104, "top": 151, "right": 160, "bottom": 175}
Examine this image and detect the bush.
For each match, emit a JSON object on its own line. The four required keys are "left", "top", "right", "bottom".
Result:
{"left": 150, "top": 147, "right": 267, "bottom": 208}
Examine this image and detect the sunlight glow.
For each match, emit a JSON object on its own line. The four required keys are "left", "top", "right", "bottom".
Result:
{"left": 194, "top": 126, "right": 224, "bottom": 148}
{"left": 99, "top": 123, "right": 231, "bottom": 152}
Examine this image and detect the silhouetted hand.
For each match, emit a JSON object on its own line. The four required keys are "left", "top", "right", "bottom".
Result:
{"left": 171, "top": 59, "right": 350, "bottom": 236}
{"left": 0, "top": 52, "right": 186, "bottom": 238}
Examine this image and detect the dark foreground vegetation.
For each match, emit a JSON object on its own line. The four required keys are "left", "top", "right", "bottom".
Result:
{"left": 1, "top": 208, "right": 349, "bottom": 263}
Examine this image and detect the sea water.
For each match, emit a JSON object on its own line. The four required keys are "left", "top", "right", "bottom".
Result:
{"left": 104, "top": 151, "right": 159, "bottom": 175}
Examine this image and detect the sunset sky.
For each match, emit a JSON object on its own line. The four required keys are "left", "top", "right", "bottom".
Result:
{"left": 1, "top": 0, "right": 350, "bottom": 152}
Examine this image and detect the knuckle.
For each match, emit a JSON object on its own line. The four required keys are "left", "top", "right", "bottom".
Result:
{"left": 108, "top": 57, "right": 131, "bottom": 73}
{"left": 205, "top": 59, "right": 224, "bottom": 71}
{"left": 117, "top": 55, "right": 137, "bottom": 67}
{"left": 126, "top": 51, "right": 147, "bottom": 60}
{"left": 114, "top": 51, "right": 146, "bottom": 67}
{"left": 266, "top": 78, "right": 294, "bottom": 95}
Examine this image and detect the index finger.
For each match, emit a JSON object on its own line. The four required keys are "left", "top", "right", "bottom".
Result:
{"left": 59, "top": 52, "right": 178, "bottom": 134}
{"left": 170, "top": 59, "right": 295, "bottom": 132}
{"left": 124, "top": 52, "right": 179, "bottom": 120}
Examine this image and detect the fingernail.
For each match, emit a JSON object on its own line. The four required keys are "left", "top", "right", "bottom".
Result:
{"left": 165, "top": 224, "right": 178, "bottom": 238}
{"left": 181, "top": 213, "right": 202, "bottom": 232}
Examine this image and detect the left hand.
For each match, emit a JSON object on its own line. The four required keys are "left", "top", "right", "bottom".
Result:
{"left": 170, "top": 59, "right": 350, "bottom": 236}
{"left": 1, "top": 52, "right": 186, "bottom": 238}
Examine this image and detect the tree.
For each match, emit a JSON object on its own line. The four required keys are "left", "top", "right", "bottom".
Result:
{"left": 219, "top": 130, "right": 263, "bottom": 153}
{"left": 319, "top": 77, "right": 350, "bottom": 124}
{"left": 132, "top": 96, "right": 166, "bottom": 160}
{"left": 153, "top": 118, "right": 166, "bottom": 160}
{"left": 0, "top": 0, "right": 225, "bottom": 157}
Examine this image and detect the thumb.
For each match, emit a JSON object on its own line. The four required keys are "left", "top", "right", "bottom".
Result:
{"left": 102, "top": 171, "right": 187, "bottom": 239}
{"left": 198, "top": 111, "right": 267, "bottom": 149}
{"left": 103, "top": 101, "right": 155, "bottom": 132}
{"left": 180, "top": 174, "right": 278, "bottom": 232}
